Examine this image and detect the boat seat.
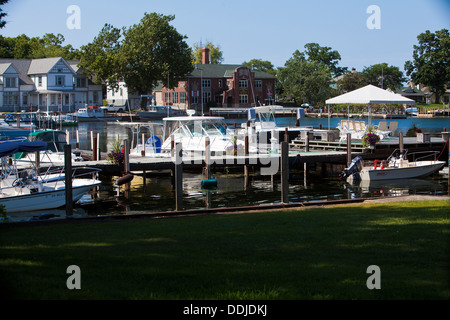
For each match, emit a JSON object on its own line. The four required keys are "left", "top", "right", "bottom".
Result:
{"left": 377, "top": 121, "right": 388, "bottom": 131}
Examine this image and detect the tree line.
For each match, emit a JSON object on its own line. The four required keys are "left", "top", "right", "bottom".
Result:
{"left": 0, "top": 7, "right": 448, "bottom": 105}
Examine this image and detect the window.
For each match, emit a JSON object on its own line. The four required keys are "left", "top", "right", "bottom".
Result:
{"left": 51, "top": 94, "right": 56, "bottom": 105}
{"left": 202, "top": 79, "right": 211, "bottom": 88}
{"left": 76, "top": 78, "right": 86, "bottom": 88}
{"left": 239, "top": 80, "right": 248, "bottom": 88}
{"left": 119, "top": 88, "right": 123, "bottom": 97}
{"left": 180, "top": 92, "right": 186, "bottom": 104}
{"left": 3, "top": 92, "right": 19, "bottom": 106}
{"left": 4, "top": 77, "right": 17, "bottom": 88}
{"left": 239, "top": 94, "right": 248, "bottom": 105}
{"left": 38, "top": 76, "right": 42, "bottom": 87}
{"left": 22, "top": 94, "right": 28, "bottom": 106}
{"left": 55, "top": 76, "right": 64, "bottom": 87}
{"left": 218, "top": 80, "right": 223, "bottom": 88}
{"left": 255, "top": 80, "right": 262, "bottom": 88}
{"left": 203, "top": 91, "right": 211, "bottom": 104}
{"left": 164, "top": 92, "right": 171, "bottom": 103}
{"left": 93, "top": 91, "right": 99, "bottom": 104}
{"left": 173, "top": 92, "right": 179, "bottom": 103}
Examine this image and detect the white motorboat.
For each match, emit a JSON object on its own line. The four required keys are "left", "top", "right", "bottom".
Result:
{"left": 137, "top": 105, "right": 187, "bottom": 120}
{"left": 0, "top": 141, "right": 101, "bottom": 213}
{"left": 340, "top": 149, "right": 446, "bottom": 182}
{"left": 160, "top": 116, "right": 244, "bottom": 154}
{"left": 241, "top": 105, "right": 314, "bottom": 143}
{"left": 69, "top": 106, "right": 120, "bottom": 122}
{"left": 118, "top": 122, "right": 169, "bottom": 157}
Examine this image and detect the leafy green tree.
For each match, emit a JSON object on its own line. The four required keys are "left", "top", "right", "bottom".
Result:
{"left": 336, "top": 70, "right": 368, "bottom": 93}
{"left": 405, "top": 29, "right": 450, "bottom": 102}
{"left": 79, "top": 24, "right": 123, "bottom": 89}
{"left": 192, "top": 41, "right": 223, "bottom": 64}
{"left": 304, "top": 43, "right": 347, "bottom": 77}
{"left": 120, "top": 13, "right": 193, "bottom": 97}
{"left": 362, "top": 63, "right": 405, "bottom": 90}
{"left": 242, "top": 59, "right": 276, "bottom": 76}
{"left": 278, "top": 50, "right": 333, "bottom": 105}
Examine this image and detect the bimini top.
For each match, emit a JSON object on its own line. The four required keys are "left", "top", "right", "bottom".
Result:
{"left": 0, "top": 141, "right": 47, "bottom": 158}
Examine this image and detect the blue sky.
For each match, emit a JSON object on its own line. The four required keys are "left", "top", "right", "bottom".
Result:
{"left": 2, "top": 0, "right": 449, "bottom": 73}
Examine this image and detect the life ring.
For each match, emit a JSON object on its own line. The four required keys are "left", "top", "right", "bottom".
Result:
{"left": 145, "top": 136, "right": 162, "bottom": 153}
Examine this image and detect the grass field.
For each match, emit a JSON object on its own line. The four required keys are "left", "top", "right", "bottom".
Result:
{"left": 0, "top": 199, "right": 449, "bottom": 300}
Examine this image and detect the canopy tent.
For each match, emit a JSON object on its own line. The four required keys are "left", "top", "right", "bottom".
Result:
{"left": 325, "top": 84, "right": 415, "bottom": 127}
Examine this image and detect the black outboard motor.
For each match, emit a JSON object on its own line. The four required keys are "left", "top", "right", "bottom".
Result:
{"left": 339, "top": 156, "right": 363, "bottom": 180}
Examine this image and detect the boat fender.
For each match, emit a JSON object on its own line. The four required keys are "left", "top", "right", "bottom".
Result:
{"left": 116, "top": 173, "right": 134, "bottom": 186}
{"left": 381, "top": 160, "right": 386, "bottom": 170}
{"left": 374, "top": 160, "right": 378, "bottom": 170}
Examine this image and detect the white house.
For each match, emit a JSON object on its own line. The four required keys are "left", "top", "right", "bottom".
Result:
{"left": 0, "top": 57, "right": 102, "bottom": 113}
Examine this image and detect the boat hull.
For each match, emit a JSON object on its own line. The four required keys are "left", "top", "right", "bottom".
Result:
{"left": 0, "top": 181, "right": 101, "bottom": 213}
{"left": 357, "top": 161, "right": 445, "bottom": 181}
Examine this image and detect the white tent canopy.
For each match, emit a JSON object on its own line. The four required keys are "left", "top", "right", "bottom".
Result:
{"left": 325, "top": 84, "right": 415, "bottom": 105}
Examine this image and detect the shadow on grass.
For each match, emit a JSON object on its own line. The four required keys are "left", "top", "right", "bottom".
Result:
{"left": 0, "top": 200, "right": 449, "bottom": 300}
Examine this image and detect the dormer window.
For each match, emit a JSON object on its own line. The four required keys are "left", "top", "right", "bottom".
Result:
{"left": 4, "top": 77, "right": 17, "bottom": 88}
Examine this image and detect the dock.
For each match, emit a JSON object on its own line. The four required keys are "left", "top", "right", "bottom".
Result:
{"left": 39, "top": 133, "right": 447, "bottom": 179}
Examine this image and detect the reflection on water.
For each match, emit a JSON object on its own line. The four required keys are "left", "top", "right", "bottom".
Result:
{"left": 5, "top": 117, "right": 449, "bottom": 222}
{"left": 5, "top": 169, "right": 448, "bottom": 222}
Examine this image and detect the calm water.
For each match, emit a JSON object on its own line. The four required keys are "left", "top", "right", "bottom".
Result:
{"left": 6, "top": 116, "right": 449, "bottom": 222}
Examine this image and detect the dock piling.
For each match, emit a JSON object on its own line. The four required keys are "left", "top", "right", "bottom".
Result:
{"left": 175, "top": 143, "right": 183, "bottom": 211}
{"left": 281, "top": 141, "right": 289, "bottom": 204}
{"left": 64, "top": 144, "right": 73, "bottom": 217}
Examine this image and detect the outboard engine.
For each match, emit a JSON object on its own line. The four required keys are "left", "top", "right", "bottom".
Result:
{"left": 339, "top": 156, "right": 363, "bottom": 180}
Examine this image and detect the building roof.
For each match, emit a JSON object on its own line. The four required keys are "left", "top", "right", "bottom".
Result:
{"left": 189, "top": 64, "right": 276, "bottom": 79}
{"left": 27, "top": 57, "right": 74, "bottom": 75}
{"left": 0, "top": 59, "right": 34, "bottom": 85}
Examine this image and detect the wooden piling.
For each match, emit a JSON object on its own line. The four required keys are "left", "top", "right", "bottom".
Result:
{"left": 97, "top": 132, "right": 101, "bottom": 161}
{"left": 175, "top": 142, "right": 183, "bottom": 211}
{"left": 123, "top": 139, "right": 130, "bottom": 174}
{"left": 92, "top": 134, "right": 98, "bottom": 161}
{"left": 141, "top": 133, "right": 146, "bottom": 157}
{"left": 205, "top": 137, "right": 211, "bottom": 179}
{"left": 399, "top": 132, "right": 404, "bottom": 153}
{"left": 346, "top": 133, "right": 352, "bottom": 166}
{"left": 281, "top": 141, "right": 289, "bottom": 204}
{"left": 76, "top": 130, "right": 80, "bottom": 149}
{"left": 64, "top": 144, "right": 73, "bottom": 217}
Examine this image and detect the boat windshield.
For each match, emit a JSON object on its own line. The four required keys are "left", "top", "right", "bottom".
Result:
{"left": 164, "top": 119, "right": 228, "bottom": 140}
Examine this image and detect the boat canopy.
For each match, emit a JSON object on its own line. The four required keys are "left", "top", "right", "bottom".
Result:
{"left": 0, "top": 141, "right": 47, "bottom": 158}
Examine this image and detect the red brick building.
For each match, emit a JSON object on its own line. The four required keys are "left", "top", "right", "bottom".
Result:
{"left": 155, "top": 48, "right": 277, "bottom": 112}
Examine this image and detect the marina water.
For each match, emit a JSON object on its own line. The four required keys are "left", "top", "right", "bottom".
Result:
{"left": 9, "top": 116, "right": 450, "bottom": 221}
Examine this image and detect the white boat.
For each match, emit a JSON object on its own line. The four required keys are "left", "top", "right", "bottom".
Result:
{"left": 69, "top": 106, "right": 121, "bottom": 122}
{"left": 340, "top": 149, "right": 446, "bottom": 182}
{"left": 137, "top": 105, "right": 187, "bottom": 120}
{"left": 160, "top": 116, "right": 244, "bottom": 154}
{"left": 241, "top": 105, "right": 314, "bottom": 143}
{"left": 0, "top": 141, "right": 101, "bottom": 213}
{"left": 118, "top": 122, "right": 169, "bottom": 157}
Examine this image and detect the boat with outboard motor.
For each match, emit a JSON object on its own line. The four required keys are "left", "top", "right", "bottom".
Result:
{"left": 0, "top": 140, "right": 101, "bottom": 213}
{"left": 339, "top": 148, "right": 446, "bottom": 182}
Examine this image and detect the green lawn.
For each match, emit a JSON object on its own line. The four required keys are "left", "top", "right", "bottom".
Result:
{"left": 0, "top": 199, "right": 449, "bottom": 300}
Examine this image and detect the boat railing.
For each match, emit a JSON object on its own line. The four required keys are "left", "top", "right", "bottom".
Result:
{"left": 408, "top": 151, "right": 441, "bottom": 163}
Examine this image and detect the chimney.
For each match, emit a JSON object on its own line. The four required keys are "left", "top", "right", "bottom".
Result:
{"left": 202, "top": 48, "right": 210, "bottom": 64}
